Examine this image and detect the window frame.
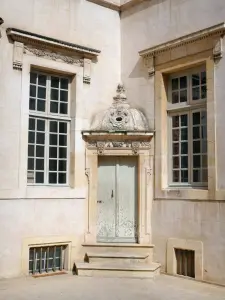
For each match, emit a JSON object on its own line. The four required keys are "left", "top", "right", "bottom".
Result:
{"left": 167, "top": 66, "right": 207, "bottom": 188}
{"left": 27, "top": 70, "right": 71, "bottom": 186}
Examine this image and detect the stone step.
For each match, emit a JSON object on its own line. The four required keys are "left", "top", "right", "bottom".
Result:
{"left": 76, "top": 262, "right": 161, "bottom": 278}
{"left": 82, "top": 243, "right": 154, "bottom": 262}
{"left": 86, "top": 252, "right": 149, "bottom": 264}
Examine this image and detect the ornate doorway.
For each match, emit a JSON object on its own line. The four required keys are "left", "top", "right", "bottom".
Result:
{"left": 97, "top": 156, "right": 138, "bottom": 243}
{"left": 82, "top": 84, "right": 154, "bottom": 245}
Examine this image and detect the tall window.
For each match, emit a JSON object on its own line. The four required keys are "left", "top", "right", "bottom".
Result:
{"left": 27, "top": 71, "right": 70, "bottom": 185}
{"left": 168, "top": 67, "right": 207, "bottom": 186}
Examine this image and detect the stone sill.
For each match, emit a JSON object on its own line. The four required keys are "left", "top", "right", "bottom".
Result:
{"left": 32, "top": 271, "right": 67, "bottom": 278}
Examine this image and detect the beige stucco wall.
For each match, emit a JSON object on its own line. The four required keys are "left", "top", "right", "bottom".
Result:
{"left": 152, "top": 200, "right": 225, "bottom": 285}
{"left": 0, "top": 0, "right": 120, "bottom": 278}
{"left": 1, "top": 0, "right": 225, "bottom": 284}
{"left": 121, "top": 0, "right": 225, "bottom": 285}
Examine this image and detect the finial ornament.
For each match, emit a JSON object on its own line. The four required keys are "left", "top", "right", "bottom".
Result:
{"left": 113, "top": 83, "right": 127, "bottom": 103}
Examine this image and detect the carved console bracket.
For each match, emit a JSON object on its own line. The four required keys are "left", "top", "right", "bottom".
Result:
{"left": 7, "top": 28, "right": 100, "bottom": 83}
{"left": 139, "top": 22, "right": 225, "bottom": 74}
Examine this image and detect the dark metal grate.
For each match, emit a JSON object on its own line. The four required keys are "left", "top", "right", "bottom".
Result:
{"left": 175, "top": 248, "right": 195, "bottom": 278}
{"left": 29, "top": 245, "right": 67, "bottom": 275}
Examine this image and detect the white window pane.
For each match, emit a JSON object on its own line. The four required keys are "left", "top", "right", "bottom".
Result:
{"left": 60, "top": 78, "right": 69, "bottom": 90}
{"left": 49, "top": 173, "right": 57, "bottom": 184}
{"left": 30, "top": 73, "right": 37, "bottom": 84}
{"left": 172, "top": 78, "right": 178, "bottom": 90}
{"left": 49, "top": 160, "right": 57, "bottom": 171}
{"left": 30, "top": 85, "right": 36, "bottom": 97}
{"left": 51, "top": 89, "right": 59, "bottom": 101}
{"left": 60, "top": 90, "right": 68, "bottom": 102}
{"left": 192, "top": 73, "right": 200, "bottom": 86}
{"left": 50, "top": 101, "right": 58, "bottom": 113}
{"left": 60, "top": 103, "right": 68, "bottom": 114}
{"left": 38, "top": 74, "right": 47, "bottom": 86}
{"left": 29, "top": 98, "right": 36, "bottom": 110}
{"left": 59, "top": 122, "right": 67, "bottom": 134}
{"left": 180, "top": 76, "right": 187, "bottom": 89}
{"left": 37, "top": 119, "right": 45, "bottom": 132}
{"left": 192, "top": 87, "right": 200, "bottom": 100}
{"left": 36, "top": 172, "right": 44, "bottom": 183}
{"left": 51, "top": 77, "right": 60, "bottom": 88}
{"left": 50, "top": 121, "right": 58, "bottom": 133}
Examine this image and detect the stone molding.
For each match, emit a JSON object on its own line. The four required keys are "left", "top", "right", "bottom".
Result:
{"left": 139, "top": 22, "right": 225, "bottom": 76}
{"left": 7, "top": 28, "right": 100, "bottom": 84}
{"left": 87, "top": 139, "right": 151, "bottom": 154}
{"left": 83, "top": 131, "right": 153, "bottom": 155}
{"left": 86, "top": 0, "right": 147, "bottom": 11}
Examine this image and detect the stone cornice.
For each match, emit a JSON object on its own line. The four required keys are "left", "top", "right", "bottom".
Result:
{"left": 86, "top": 0, "right": 147, "bottom": 12}
{"left": 7, "top": 28, "right": 101, "bottom": 58}
{"left": 139, "top": 22, "right": 225, "bottom": 58}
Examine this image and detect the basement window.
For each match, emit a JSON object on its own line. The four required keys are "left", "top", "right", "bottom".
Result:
{"left": 175, "top": 248, "right": 195, "bottom": 278}
{"left": 29, "top": 245, "right": 67, "bottom": 275}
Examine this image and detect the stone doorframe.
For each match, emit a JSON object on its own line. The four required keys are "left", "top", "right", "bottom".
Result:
{"left": 82, "top": 131, "right": 154, "bottom": 245}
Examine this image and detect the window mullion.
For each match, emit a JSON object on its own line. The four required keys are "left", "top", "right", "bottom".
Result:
{"left": 45, "top": 120, "right": 49, "bottom": 185}
{"left": 188, "top": 111, "right": 192, "bottom": 184}
{"left": 47, "top": 75, "right": 51, "bottom": 115}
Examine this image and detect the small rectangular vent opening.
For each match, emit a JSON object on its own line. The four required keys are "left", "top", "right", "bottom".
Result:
{"left": 175, "top": 248, "right": 195, "bottom": 278}
{"left": 29, "top": 245, "right": 67, "bottom": 275}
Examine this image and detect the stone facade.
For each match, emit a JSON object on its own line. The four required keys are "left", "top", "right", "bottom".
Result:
{"left": 0, "top": 0, "right": 225, "bottom": 285}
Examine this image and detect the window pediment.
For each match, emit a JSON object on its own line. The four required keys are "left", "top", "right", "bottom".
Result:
{"left": 139, "top": 23, "right": 225, "bottom": 76}
{"left": 7, "top": 28, "right": 101, "bottom": 84}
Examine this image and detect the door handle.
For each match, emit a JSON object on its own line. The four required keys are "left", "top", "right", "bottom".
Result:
{"left": 97, "top": 200, "right": 103, "bottom": 204}
{"left": 111, "top": 190, "right": 114, "bottom": 198}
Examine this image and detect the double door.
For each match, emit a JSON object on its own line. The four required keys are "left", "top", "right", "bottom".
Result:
{"left": 97, "top": 156, "right": 138, "bottom": 243}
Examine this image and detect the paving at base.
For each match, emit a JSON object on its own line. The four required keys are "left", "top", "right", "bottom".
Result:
{"left": 0, "top": 274, "right": 224, "bottom": 300}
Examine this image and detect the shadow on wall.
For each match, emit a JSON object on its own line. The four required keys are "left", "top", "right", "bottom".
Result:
{"left": 121, "top": 0, "right": 168, "bottom": 19}
{"left": 129, "top": 57, "right": 148, "bottom": 79}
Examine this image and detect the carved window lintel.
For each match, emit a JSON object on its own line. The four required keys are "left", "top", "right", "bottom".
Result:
{"left": 140, "top": 22, "right": 225, "bottom": 72}
{"left": 7, "top": 28, "right": 100, "bottom": 83}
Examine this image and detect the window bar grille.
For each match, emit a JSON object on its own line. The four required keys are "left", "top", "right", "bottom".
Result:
{"left": 60, "top": 245, "right": 63, "bottom": 271}
{"left": 32, "top": 248, "right": 36, "bottom": 274}
{"left": 40, "top": 247, "right": 42, "bottom": 274}
{"left": 53, "top": 246, "right": 56, "bottom": 272}
{"left": 46, "top": 247, "right": 49, "bottom": 273}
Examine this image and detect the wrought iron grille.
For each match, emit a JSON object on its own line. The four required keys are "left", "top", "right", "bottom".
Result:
{"left": 175, "top": 248, "right": 195, "bottom": 278}
{"left": 29, "top": 245, "right": 67, "bottom": 275}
